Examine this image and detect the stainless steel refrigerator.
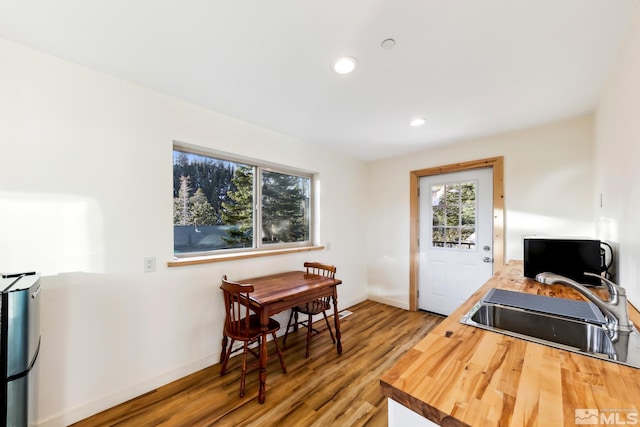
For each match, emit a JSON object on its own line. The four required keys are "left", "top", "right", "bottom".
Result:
{"left": 1, "top": 273, "right": 41, "bottom": 427}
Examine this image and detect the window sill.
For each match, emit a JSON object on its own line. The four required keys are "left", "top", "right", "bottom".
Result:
{"left": 167, "top": 245, "right": 325, "bottom": 267}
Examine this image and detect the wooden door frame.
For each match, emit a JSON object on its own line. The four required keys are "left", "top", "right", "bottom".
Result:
{"left": 409, "top": 156, "right": 505, "bottom": 311}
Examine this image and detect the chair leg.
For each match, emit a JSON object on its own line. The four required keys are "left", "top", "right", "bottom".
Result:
{"left": 322, "top": 311, "right": 336, "bottom": 344}
{"left": 220, "top": 333, "right": 228, "bottom": 364}
{"left": 271, "top": 332, "right": 287, "bottom": 374}
{"left": 293, "top": 310, "right": 300, "bottom": 332}
{"left": 220, "top": 338, "right": 235, "bottom": 375}
{"left": 240, "top": 341, "right": 248, "bottom": 397}
{"left": 305, "top": 313, "right": 313, "bottom": 358}
{"left": 283, "top": 309, "right": 296, "bottom": 346}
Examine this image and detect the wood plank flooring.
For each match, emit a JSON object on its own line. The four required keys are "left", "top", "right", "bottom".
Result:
{"left": 72, "top": 300, "right": 443, "bottom": 427}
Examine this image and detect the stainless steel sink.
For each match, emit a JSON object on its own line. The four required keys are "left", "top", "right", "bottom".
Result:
{"left": 460, "top": 289, "right": 640, "bottom": 369}
{"left": 464, "top": 302, "right": 616, "bottom": 355}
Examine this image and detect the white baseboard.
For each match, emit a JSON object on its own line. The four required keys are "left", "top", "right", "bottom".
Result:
{"left": 367, "top": 294, "right": 409, "bottom": 310}
{"left": 340, "top": 295, "right": 368, "bottom": 310}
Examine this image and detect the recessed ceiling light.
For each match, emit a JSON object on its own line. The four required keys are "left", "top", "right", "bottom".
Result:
{"left": 410, "top": 118, "right": 426, "bottom": 127}
{"left": 333, "top": 57, "right": 357, "bottom": 75}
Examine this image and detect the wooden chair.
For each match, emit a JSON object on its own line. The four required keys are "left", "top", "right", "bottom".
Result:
{"left": 219, "top": 275, "right": 287, "bottom": 397}
{"left": 283, "top": 262, "right": 337, "bottom": 358}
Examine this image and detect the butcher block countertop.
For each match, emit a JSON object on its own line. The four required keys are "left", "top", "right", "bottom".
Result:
{"left": 380, "top": 261, "right": 640, "bottom": 426}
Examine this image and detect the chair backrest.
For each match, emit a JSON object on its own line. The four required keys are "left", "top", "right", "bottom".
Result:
{"left": 220, "top": 275, "right": 255, "bottom": 340}
{"left": 304, "top": 262, "right": 336, "bottom": 279}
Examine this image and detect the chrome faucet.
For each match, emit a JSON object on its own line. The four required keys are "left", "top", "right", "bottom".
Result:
{"left": 535, "top": 272, "right": 633, "bottom": 342}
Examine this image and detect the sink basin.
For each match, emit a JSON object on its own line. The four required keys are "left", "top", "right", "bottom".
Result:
{"left": 464, "top": 302, "right": 616, "bottom": 355}
{"left": 460, "top": 289, "right": 640, "bottom": 369}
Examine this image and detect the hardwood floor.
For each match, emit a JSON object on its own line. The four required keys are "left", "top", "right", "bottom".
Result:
{"left": 72, "top": 300, "right": 443, "bottom": 427}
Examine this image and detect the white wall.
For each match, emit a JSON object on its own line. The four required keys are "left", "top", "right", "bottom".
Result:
{"left": 0, "top": 39, "right": 368, "bottom": 426}
{"left": 366, "top": 115, "right": 595, "bottom": 309}
{"left": 594, "top": 3, "right": 640, "bottom": 305}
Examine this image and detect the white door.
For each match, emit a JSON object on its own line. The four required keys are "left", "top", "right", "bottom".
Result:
{"left": 418, "top": 168, "right": 493, "bottom": 315}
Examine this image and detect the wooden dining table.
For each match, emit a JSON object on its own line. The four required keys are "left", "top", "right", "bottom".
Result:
{"left": 229, "top": 270, "right": 343, "bottom": 403}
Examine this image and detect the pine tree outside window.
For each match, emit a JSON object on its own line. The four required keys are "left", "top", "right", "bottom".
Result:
{"left": 173, "top": 144, "right": 313, "bottom": 256}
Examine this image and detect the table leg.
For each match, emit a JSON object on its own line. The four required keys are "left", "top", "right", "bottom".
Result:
{"left": 258, "top": 315, "right": 269, "bottom": 403}
{"left": 332, "top": 289, "right": 342, "bottom": 354}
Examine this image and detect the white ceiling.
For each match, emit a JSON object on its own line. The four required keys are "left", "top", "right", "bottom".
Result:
{"left": 0, "top": 0, "right": 636, "bottom": 161}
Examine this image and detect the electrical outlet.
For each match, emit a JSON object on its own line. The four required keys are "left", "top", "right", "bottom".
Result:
{"left": 144, "top": 256, "right": 156, "bottom": 273}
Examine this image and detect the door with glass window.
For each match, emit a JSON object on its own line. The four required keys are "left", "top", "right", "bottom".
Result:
{"left": 418, "top": 168, "right": 493, "bottom": 315}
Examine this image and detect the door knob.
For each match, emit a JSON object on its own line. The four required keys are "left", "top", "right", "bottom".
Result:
{"left": 483, "top": 246, "right": 491, "bottom": 251}
{"left": 483, "top": 257, "right": 493, "bottom": 263}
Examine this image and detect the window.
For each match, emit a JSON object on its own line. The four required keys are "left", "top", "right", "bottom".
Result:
{"left": 431, "top": 180, "right": 477, "bottom": 250}
{"left": 173, "top": 144, "right": 312, "bottom": 257}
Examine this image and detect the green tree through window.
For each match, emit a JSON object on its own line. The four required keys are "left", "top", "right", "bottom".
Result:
{"left": 221, "top": 165, "right": 254, "bottom": 248}
{"left": 262, "top": 171, "right": 310, "bottom": 244}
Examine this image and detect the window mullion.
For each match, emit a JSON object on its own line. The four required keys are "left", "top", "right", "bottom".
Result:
{"left": 254, "top": 166, "right": 262, "bottom": 249}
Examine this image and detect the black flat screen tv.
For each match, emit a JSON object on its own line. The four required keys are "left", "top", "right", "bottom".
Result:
{"left": 523, "top": 237, "right": 602, "bottom": 286}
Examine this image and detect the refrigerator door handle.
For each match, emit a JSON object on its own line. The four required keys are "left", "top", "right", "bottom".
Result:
{"left": 28, "top": 337, "right": 40, "bottom": 371}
